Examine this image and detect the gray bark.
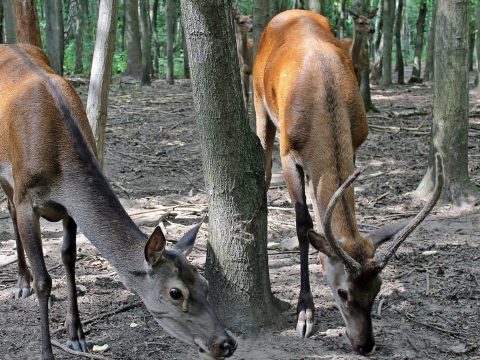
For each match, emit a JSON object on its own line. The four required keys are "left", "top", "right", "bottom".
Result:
{"left": 166, "top": 0, "right": 175, "bottom": 84}
{"left": 74, "top": 0, "right": 86, "bottom": 74}
{"left": 395, "top": 0, "right": 404, "bottom": 84}
{"left": 381, "top": 0, "right": 394, "bottom": 85}
{"left": 309, "top": 0, "right": 325, "bottom": 14}
{"left": 371, "top": 0, "right": 383, "bottom": 84}
{"left": 424, "top": 0, "right": 437, "bottom": 81}
{"left": 254, "top": 0, "right": 270, "bottom": 55}
{"left": 0, "top": 2, "right": 3, "bottom": 44}
{"left": 415, "top": 0, "right": 479, "bottom": 205}
{"left": 45, "top": 0, "right": 64, "bottom": 75}
{"left": 139, "top": 0, "right": 151, "bottom": 84}
{"left": 475, "top": 0, "right": 480, "bottom": 87}
{"left": 337, "top": 0, "right": 346, "bottom": 39}
{"left": 182, "top": 25, "right": 190, "bottom": 78}
{"left": 3, "top": 0, "right": 16, "bottom": 43}
{"left": 150, "top": 0, "right": 160, "bottom": 74}
{"left": 124, "top": 0, "right": 144, "bottom": 80}
{"left": 179, "top": 0, "right": 279, "bottom": 332}
{"left": 86, "top": 0, "right": 118, "bottom": 168}
{"left": 409, "top": 1, "right": 427, "bottom": 83}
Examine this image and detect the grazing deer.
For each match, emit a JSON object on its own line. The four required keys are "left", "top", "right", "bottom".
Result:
{"left": 232, "top": 9, "right": 253, "bottom": 109}
{"left": 339, "top": 8, "right": 378, "bottom": 86}
{"left": 0, "top": 44, "right": 236, "bottom": 360}
{"left": 253, "top": 10, "right": 443, "bottom": 354}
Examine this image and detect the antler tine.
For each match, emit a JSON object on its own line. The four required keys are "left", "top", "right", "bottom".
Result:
{"left": 374, "top": 154, "right": 444, "bottom": 270}
{"left": 323, "top": 169, "right": 363, "bottom": 277}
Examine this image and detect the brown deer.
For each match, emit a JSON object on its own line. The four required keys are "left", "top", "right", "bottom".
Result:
{"left": 0, "top": 44, "right": 236, "bottom": 360}
{"left": 253, "top": 10, "right": 443, "bottom": 354}
{"left": 339, "top": 8, "right": 378, "bottom": 86}
{"left": 232, "top": 9, "right": 253, "bottom": 109}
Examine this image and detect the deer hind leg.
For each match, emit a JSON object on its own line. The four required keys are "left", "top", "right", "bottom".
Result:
{"left": 15, "top": 201, "right": 54, "bottom": 360}
{"left": 8, "top": 200, "right": 34, "bottom": 299}
{"left": 254, "top": 95, "right": 276, "bottom": 189}
{"left": 281, "top": 152, "right": 315, "bottom": 338}
{"left": 62, "top": 217, "right": 88, "bottom": 353}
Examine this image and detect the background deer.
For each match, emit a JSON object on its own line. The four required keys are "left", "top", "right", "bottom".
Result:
{"left": 253, "top": 10, "right": 443, "bottom": 354}
{"left": 340, "top": 8, "right": 378, "bottom": 86}
{"left": 232, "top": 9, "right": 253, "bottom": 109}
{"left": 0, "top": 44, "right": 236, "bottom": 360}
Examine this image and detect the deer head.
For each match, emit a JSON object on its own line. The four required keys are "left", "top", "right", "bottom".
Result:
{"left": 135, "top": 222, "right": 237, "bottom": 359}
{"left": 348, "top": 8, "right": 378, "bottom": 35}
{"left": 232, "top": 9, "right": 253, "bottom": 34}
{"left": 309, "top": 154, "right": 444, "bottom": 354}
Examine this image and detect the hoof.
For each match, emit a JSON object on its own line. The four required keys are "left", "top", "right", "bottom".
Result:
{"left": 296, "top": 308, "right": 314, "bottom": 338}
{"left": 67, "top": 339, "right": 89, "bottom": 353}
{"left": 14, "top": 287, "right": 33, "bottom": 299}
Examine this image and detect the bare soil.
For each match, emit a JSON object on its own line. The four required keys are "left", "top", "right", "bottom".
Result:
{"left": 0, "top": 71, "right": 479, "bottom": 360}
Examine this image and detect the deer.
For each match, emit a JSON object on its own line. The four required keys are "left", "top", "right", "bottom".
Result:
{"left": 253, "top": 10, "right": 444, "bottom": 354}
{"left": 232, "top": 9, "right": 254, "bottom": 109}
{"left": 0, "top": 44, "right": 236, "bottom": 360}
{"left": 339, "top": 8, "right": 378, "bottom": 86}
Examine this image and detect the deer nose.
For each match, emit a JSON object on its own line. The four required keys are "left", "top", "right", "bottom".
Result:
{"left": 356, "top": 340, "right": 376, "bottom": 355}
{"left": 219, "top": 336, "right": 237, "bottom": 357}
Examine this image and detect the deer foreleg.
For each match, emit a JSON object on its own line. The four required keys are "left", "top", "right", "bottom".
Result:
{"left": 61, "top": 217, "right": 88, "bottom": 353}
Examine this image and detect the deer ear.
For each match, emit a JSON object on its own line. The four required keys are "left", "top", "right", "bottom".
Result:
{"left": 175, "top": 221, "right": 203, "bottom": 256}
{"left": 348, "top": 8, "right": 359, "bottom": 18}
{"left": 145, "top": 226, "right": 166, "bottom": 266}
{"left": 231, "top": 8, "right": 238, "bottom": 18}
{"left": 367, "top": 8, "right": 379, "bottom": 18}
{"left": 365, "top": 221, "right": 407, "bottom": 249}
{"left": 308, "top": 230, "right": 334, "bottom": 258}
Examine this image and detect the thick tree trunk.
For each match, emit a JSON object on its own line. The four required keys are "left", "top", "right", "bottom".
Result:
{"left": 139, "top": 0, "right": 152, "bottom": 84}
{"left": 45, "top": 0, "right": 64, "bottom": 75}
{"left": 424, "top": 0, "right": 437, "bottom": 81}
{"left": 409, "top": 2, "right": 427, "bottom": 83}
{"left": 395, "top": 0, "right": 404, "bottom": 84}
{"left": 179, "top": 0, "right": 279, "bottom": 332}
{"left": 415, "top": 0, "right": 479, "bottom": 205}
{"left": 124, "top": 0, "right": 143, "bottom": 80}
{"left": 337, "top": 0, "right": 346, "bottom": 39}
{"left": 165, "top": 0, "right": 175, "bottom": 84}
{"left": 74, "top": 0, "right": 85, "bottom": 74}
{"left": 381, "top": 0, "right": 394, "bottom": 85}
{"left": 254, "top": 0, "right": 270, "bottom": 55}
{"left": 3, "top": 0, "right": 16, "bottom": 43}
{"left": 14, "top": 0, "right": 42, "bottom": 47}
{"left": 150, "top": 0, "right": 160, "bottom": 75}
{"left": 86, "top": 0, "right": 118, "bottom": 168}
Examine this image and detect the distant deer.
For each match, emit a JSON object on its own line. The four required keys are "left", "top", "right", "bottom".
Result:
{"left": 232, "top": 9, "right": 253, "bottom": 109}
{"left": 253, "top": 10, "right": 443, "bottom": 354}
{"left": 0, "top": 44, "right": 236, "bottom": 360}
{"left": 340, "top": 8, "right": 378, "bottom": 86}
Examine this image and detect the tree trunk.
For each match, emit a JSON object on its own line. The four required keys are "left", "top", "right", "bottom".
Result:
{"left": 182, "top": 25, "right": 190, "bottom": 78}
{"left": 254, "top": 0, "right": 270, "bottom": 55}
{"left": 424, "top": 0, "right": 437, "bottom": 81}
{"left": 415, "top": 0, "right": 479, "bottom": 205}
{"left": 124, "top": 0, "right": 143, "bottom": 80}
{"left": 179, "top": 0, "right": 279, "bottom": 332}
{"left": 3, "top": 0, "right": 16, "bottom": 43}
{"left": 14, "top": 0, "right": 42, "bottom": 47}
{"left": 45, "top": 0, "right": 64, "bottom": 75}
{"left": 139, "top": 0, "right": 151, "bottom": 84}
{"left": 371, "top": 0, "right": 383, "bottom": 84}
{"left": 337, "top": 0, "right": 346, "bottom": 39}
{"left": 309, "top": 0, "right": 325, "bottom": 14}
{"left": 381, "top": 0, "right": 394, "bottom": 85}
{"left": 74, "top": 0, "right": 86, "bottom": 74}
{"left": 86, "top": 0, "right": 119, "bottom": 168}
{"left": 395, "top": 0, "right": 404, "bottom": 84}
{"left": 0, "top": 2, "right": 4, "bottom": 44}
{"left": 475, "top": 0, "right": 480, "bottom": 87}
{"left": 166, "top": 0, "right": 175, "bottom": 84}
{"left": 469, "top": 13, "right": 475, "bottom": 72}
{"left": 150, "top": 0, "right": 160, "bottom": 75}
{"left": 409, "top": 1, "right": 427, "bottom": 83}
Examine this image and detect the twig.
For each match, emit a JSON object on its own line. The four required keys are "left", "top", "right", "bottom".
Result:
{"left": 377, "top": 298, "right": 385, "bottom": 318}
{"left": 425, "top": 272, "right": 431, "bottom": 296}
{"left": 0, "top": 258, "right": 17, "bottom": 268}
{"left": 51, "top": 340, "right": 111, "bottom": 360}
{"left": 406, "top": 338, "right": 419, "bottom": 352}
{"left": 405, "top": 316, "right": 463, "bottom": 337}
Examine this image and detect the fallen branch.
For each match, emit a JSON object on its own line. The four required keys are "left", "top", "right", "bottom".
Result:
{"left": 51, "top": 340, "right": 111, "bottom": 360}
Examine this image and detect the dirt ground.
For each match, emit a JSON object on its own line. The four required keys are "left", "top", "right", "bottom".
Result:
{"left": 0, "top": 69, "right": 479, "bottom": 360}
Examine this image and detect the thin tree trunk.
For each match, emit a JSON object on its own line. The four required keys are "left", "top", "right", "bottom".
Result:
{"left": 409, "top": 1, "right": 427, "bottom": 83}
{"left": 0, "top": 2, "right": 4, "bottom": 44}
{"left": 3, "top": 0, "right": 16, "bottom": 43}
{"left": 45, "top": 0, "right": 64, "bottom": 75}
{"left": 371, "top": 0, "right": 383, "bottom": 84}
{"left": 165, "top": 0, "right": 175, "bottom": 84}
{"left": 337, "top": 0, "right": 346, "bottom": 39}
{"left": 139, "top": 0, "right": 151, "bottom": 84}
{"left": 74, "top": 0, "right": 85, "bottom": 74}
{"left": 424, "top": 0, "right": 437, "bottom": 81}
{"left": 254, "top": 0, "right": 270, "bottom": 55}
{"left": 309, "top": 0, "right": 325, "bottom": 14}
{"left": 14, "top": 0, "right": 42, "bottom": 47}
{"left": 395, "top": 0, "right": 404, "bottom": 84}
{"left": 182, "top": 25, "right": 190, "bottom": 78}
{"left": 124, "top": 0, "right": 143, "bottom": 80}
{"left": 381, "top": 0, "right": 394, "bottom": 85}
{"left": 150, "top": 0, "right": 160, "bottom": 75}
{"left": 179, "top": 0, "right": 279, "bottom": 332}
{"left": 415, "top": 0, "right": 479, "bottom": 205}
{"left": 86, "top": 0, "right": 119, "bottom": 168}
{"left": 475, "top": 0, "right": 480, "bottom": 87}
{"left": 469, "top": 14, "right": 475, "bottom": 71}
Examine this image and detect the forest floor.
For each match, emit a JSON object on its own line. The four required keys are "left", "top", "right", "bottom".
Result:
{"left": 0, "top": 69, "right": 479, "bottom": 360}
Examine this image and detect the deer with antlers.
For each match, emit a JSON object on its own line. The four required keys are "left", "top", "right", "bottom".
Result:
{"left": 253, "top": 10, "right": 443, "bottom": 354}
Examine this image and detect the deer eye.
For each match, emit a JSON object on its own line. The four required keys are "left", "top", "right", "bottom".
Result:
{"left": 169, "top": 288, "right": 183, "bottom": 300}
{"left": 337, "top": 289, "right": 348, "bottom": 301}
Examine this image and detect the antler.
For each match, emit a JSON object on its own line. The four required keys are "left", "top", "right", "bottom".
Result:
{"left": 374, "top": 153, "right": 444, "bottom": 270}
{"left": 323, "top": 169, "right": 363, "bottom": 277}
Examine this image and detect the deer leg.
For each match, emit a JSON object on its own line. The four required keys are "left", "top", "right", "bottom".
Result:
{"left": 61, "top": 217, "right": 88, "bottom": 353}
{"left": 15, "top": 202, "right": 54, "bottom": 360}
{"left": 8, "top": 200, "right": 34, "bottom": 299}
{"left": 282, "top": 154, "right": 315, "bottom": 338}
{"left": 242, "top": 71, "right": 250, "bottom": 109}
{"left": 307, "top": 177, "right": 324, "bottom": 234}
{"left": 255, "top": 95, "right": 276, "bottom": 189}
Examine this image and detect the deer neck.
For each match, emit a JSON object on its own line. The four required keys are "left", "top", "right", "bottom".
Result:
{"left": 350, "top": 30, "right": 365, "bottom": 65}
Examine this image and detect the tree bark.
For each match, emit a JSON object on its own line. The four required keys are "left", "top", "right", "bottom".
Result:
{"left": 124, "top": 0, "right": 144, "bottom": 80}
{"left": 415, "top": 0, "right": 479, "bottom": 205}
{"left": 475, "top": 0, "right": 480, "bottom": 87}
{"left": 86, "top": 0, "right": 119, "bottom": 168}
{"left": 179, "top": 0, "right": 279, "bottom": 332}
{"left": 254, "top": 0, "right": 270, "bottom": 55}
{"left": 14, "top": 0, "right": 42, "bottom": 47}
{"left": 139, "top": 0, "right": 152, "bottom": 84}
{"left": 395, "top": 0, "right": 404, "bottom": 84}
{"left": 74, "top": 0, "right": 86, "bottom": 74}
{"left": 0, "top": 2, "right": 4, "bottom": 44}
{"left": 150, "top": 0, "right": 160, "bottom": 75}
{"left": 381, "top": 0, "right": 394, "bottom": 85}
{"left": 45, "top": 0, "right": 64, "bottom": 75}
{"left": 181, "top": 25, "right": 190, "bottom": 78}
{"left": 3, "top": 0, "right": 16, "bottom": 43}
{"left": 371, "top": 0, "right": 383, "bottom": 84}
{"left": 337, "top": 0, "right": 346, "bottom": 39}
{"left": 424, "top": 0, "right": 437, "bottom": 81}
{"left": 409, "top": 1, "right": 427, "bottom": 83}
{"left": 309, "top": 0, "right": 325, "bottom": 14}
{"left": 166, "top": 0, "right": 176, "bottom": 84}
